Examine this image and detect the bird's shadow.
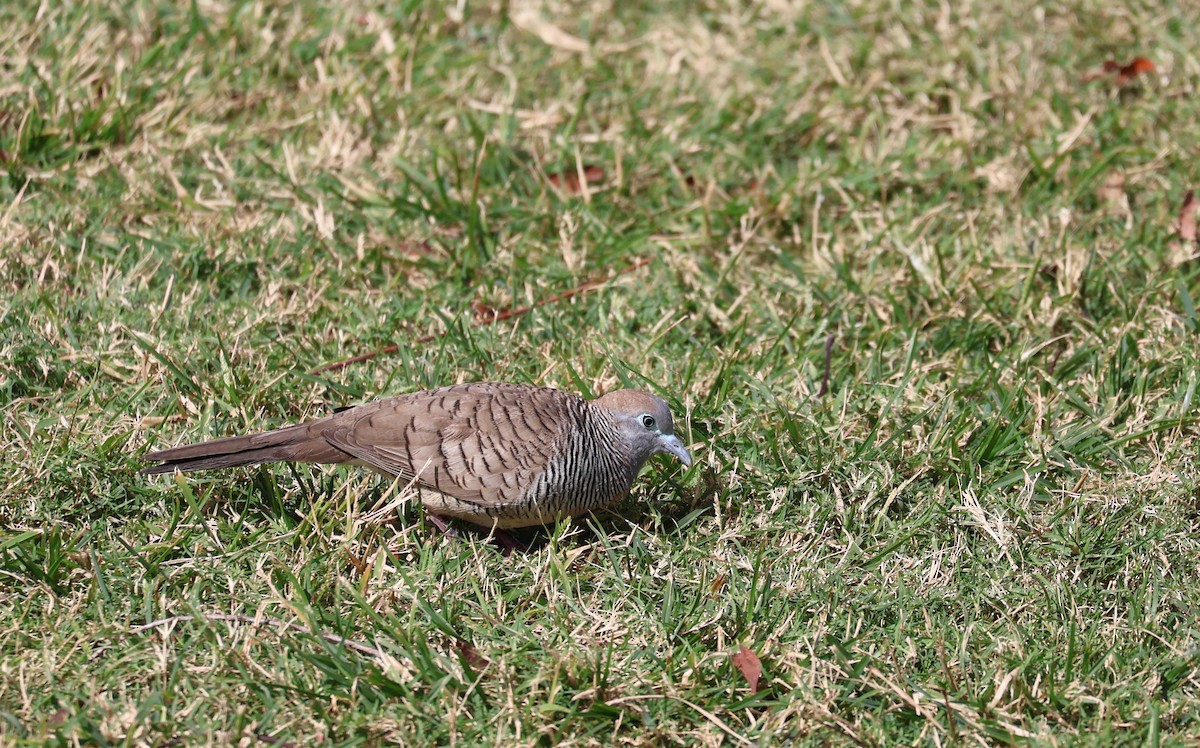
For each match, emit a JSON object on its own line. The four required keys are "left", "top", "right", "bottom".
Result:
{"left": 242, "top": 463, "right": 719, "bottom": 557}
{"left": 414, "top": 465, "right": 719, "bottom": 556}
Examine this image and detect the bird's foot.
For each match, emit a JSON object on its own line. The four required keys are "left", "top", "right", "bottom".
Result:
{"left": 426, "top": 513, "right": 459, "bottom": 538}
{"left": 425, "top": 513, "right": 527, "bottom": 555}
{"left": 486, "top": 528, "right": 527, "bottom": 556}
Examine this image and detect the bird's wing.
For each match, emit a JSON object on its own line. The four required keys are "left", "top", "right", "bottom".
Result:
{"left": 320, "top": 383, "right": 575, "bottom": 507}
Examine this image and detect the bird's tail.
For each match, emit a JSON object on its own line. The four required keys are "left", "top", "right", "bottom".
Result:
{"left": 141, "top": 423, "right": 344, "bottom": 475}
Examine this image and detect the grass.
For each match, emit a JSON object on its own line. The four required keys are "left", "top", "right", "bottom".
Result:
{"left": 2, "top": 0, "right": 1200, "bottom": 744}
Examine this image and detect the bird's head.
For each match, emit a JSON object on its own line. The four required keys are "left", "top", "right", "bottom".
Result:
{"left": 594, "top": 389, "right": 693, "bottom": 469}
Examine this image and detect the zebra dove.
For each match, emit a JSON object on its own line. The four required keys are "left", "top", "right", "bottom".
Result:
{"left": 142, "top": 382, "right": 693, "bottom": 528}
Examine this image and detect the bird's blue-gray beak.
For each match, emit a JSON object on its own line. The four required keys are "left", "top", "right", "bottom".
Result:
{"left": 659, "top": 434, "right": 693, "bottom": 467}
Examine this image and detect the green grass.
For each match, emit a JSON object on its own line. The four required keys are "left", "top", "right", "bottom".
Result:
{"left": 3, "top": 0, "right": 1200, "bottom": 744}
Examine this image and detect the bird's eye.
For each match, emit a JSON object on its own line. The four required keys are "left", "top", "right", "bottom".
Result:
{"left": 641, "top": 415, "right": 656, "bottom": 429}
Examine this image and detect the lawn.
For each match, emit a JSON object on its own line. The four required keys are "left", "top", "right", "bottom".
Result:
{"left": 2, "top": 1, "right": 1199, "bottom": 745}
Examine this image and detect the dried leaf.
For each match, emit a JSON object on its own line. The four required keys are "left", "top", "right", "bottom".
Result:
{"left": 710, "top": 573, "right": 727, "bottom": 593}
{"left": 67, "top": 551, "right": 92, "bottom": 570}
{"left": 472, "top": 300, "right": 511, "bottom": 322}
{"left": 343, "top": 549, "right": 367, "bottom": 575}
{"left": 1179, "top": 190, "right": 1197, "bottom": 244}
{"left": 1116, "top": 56, "right": 1155, "bottom": 83}
{"left": 1168, "top": 190, "right": 1199, "bottom": 266}
{"left": 1085, "top": 56, "right": 1156, "bottom": 84}
{"left": 547, "top": 164, "right": 605, "bottom": 194}
{"left": 456, "top": 639, "right": 490, "bottom": 671}
{"left": 397, "top": 239, "right": 434, "bottom": 260}
{"left": 731, "top": 645, "right": 762, "bottom": 692}
{"left": 1096, "top": 170, "right": 1128, "bottom": 216}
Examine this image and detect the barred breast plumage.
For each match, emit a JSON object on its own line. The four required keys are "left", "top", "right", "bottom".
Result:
{"left": 142, "top": 382, "right": 693, "bottom": 528}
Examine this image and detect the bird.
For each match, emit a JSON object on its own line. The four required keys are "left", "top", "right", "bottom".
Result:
{"left": 142, "top": 382, "right": 693, "bottom": 529}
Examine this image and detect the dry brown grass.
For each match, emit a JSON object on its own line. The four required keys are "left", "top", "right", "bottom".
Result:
{"left": 2, "top": 0, "right": 1200, "bottom": 744}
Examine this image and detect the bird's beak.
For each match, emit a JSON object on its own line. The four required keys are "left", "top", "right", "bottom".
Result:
{"left": 659, "top": 434, "right": 693, "bottom": 467}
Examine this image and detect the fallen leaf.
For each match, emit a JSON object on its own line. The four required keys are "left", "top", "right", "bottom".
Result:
{"left": 67, "top": 551, "right": 92, "bottom": 570}
{"left": 710, "top": 573, "right": 727, "bottom": 593}
{"left": 1096, "top": 170, "right": 1128, "bottom": 216}
{"left": 343, "top": 549, "right": 367, "bottom": 575}
{"left": 1116, "top": 56, "right": 1156, "bottom": 83}
{"left": 397, "top": 239, "right": 434, "bottom": 260}
{"left": 731, "top": 645, "right": 763, "bottom": 692}
{"left": 1178, "top": 190, "right": 1197, "bottom": 243}
{"left": 547, "top": 164, "right": 605, "bottom": 194}
{"left": 1169, "top": 190, "right": 1198, "bottom": 266}
{"left": 456, "top": 639, "right": 491, "bottom": 671}
{"left": 472, "top": 300, "right": 512, "bottom": 322}
{"left": 1084, "top": 56, "right": 1155, "bottom": 84}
